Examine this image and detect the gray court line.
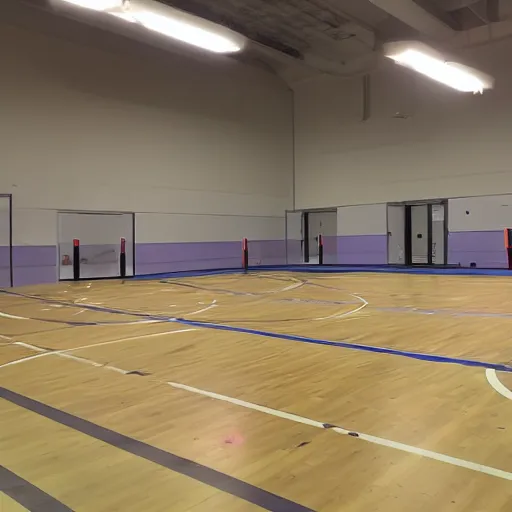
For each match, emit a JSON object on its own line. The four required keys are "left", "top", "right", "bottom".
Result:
{"left": 0, "top": 387, "right": 314, "bottom": 512}
{"left": 0, "top": 465, "right": 74, "bottom": 511}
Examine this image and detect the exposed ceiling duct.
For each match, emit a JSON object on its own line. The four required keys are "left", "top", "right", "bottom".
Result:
{"left": 451, "top": 16, "right": 512, "bottom": 46}
{"left": 371, "top": 0, "right": 512, "bottom": 48}
{"left": 437, "top": 0, "right": 482, "bottom": 11}
{"left": 369, "top": 0, "right": 456, "bottom": 40}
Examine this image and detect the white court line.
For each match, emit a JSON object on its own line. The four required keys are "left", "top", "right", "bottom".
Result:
{"left": 14, "top": 341, "right": 47, "bottom": 353}
{"left": 6, "top": 332, "right": 511, "bottom": 481}
{"left": 315, "top": 294, "right": 368, "bottom": 321}
{"left": 0, "top": 312, "right": 28, "bottom": 320}
{"left": 187, "top": 301, "right": 217, "bottom": 317}
{"left": 66, "top": 328, "right": 197, "bottom": 353}
{"left": 169, "top": 381, "right": 325, "bottom": 429}
{"left": 77, "top": 304, "right": 162, "bottom": 325}
{"left": 10, "top": 343, "right": 130, "bottom": 375}
{"left": 259, "top": 274, "right": 305, "bottom": 294}
{"left": 167, "top": 381, "right": 512, "bottom": 482}
{"left": 0, "top": 351, "right": 52, "bottom": 368}
{"left": 278, "top": 281, "right": 305, "bottom": 293}
{"left": 58, "top": 353, "right": 129, "bottom": 374}
{"left": 0, "top": 329, "right": 197, "bottom": 370}
{"left": 485, "top": 369, "right": 512, "bottom": 400}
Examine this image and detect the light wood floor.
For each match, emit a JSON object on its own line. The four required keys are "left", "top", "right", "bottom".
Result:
{"left": 1, "top": 272, "right": 512, "bottom": 511}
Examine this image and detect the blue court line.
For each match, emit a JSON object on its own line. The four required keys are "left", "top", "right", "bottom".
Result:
{"left": 134, "top": 264, "right": 512, "bottom": 280}
{"left": 0, "top": 387, "right": 313, "bottom": 512}
{"left": 171, "top": 317, "right": 512, "bottom": 373}
{"left": 0, "top": 465, "right": 74, "bottom": 512}
{"left": 3, "top": 290, "right": 512, "bottom": 373}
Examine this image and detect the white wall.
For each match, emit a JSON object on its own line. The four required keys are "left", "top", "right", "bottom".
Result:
{"left": 136, "top": 213, "right": 284, "bottom": 243}
{"left": 58, "top": 213, "right": 133, "bottom": 245}
{"left": 337, "top": 204, "right": 387, "bottom": 236}
{"left": 308, "top": 211, "right": 336, "bottom": 256}
{"left": 449, "top": 195, "right": 512, "bottom": 231}
{"left": 0, "top": 1, "right": 293, "bottom": 247}
{"left": 294, "top": 37, "right": 512, "bottom": 210}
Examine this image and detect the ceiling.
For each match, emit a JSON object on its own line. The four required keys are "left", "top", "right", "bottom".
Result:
{"left": 157, "top": 0, "right": 512, "bottom": 82}
{"left": 13, "top": 0, "right": 512, "bottom": 84}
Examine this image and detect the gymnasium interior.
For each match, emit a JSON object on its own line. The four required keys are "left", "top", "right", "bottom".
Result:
{"left": 1, "top": 0, "right": 512, "bottom": 510}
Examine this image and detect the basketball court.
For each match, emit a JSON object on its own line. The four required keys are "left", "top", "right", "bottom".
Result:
{"left": 1, "top": 270, "right": 512, "bottom": 511}
{"left": 3, "top": 0, "right": 512, "bottom": 509}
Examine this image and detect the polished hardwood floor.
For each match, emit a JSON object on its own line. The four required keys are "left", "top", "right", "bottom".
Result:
{"left": 1, "top": 272, "right": 512, "bottom": 511}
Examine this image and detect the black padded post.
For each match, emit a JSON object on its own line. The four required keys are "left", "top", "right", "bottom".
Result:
{"left": 73, "top": 239, "right": 80, "bottom": 281}
{"left": 242, "top": 238, "right": 249, "bottom": 271}
{"left": 120, "top": 238, "right": 126, "bottom": 278}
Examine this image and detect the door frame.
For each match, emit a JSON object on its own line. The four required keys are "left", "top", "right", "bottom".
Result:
{"left": 303, "top": 212, "right": 310, "bottom": 263}
{"left": 57, "top": 209, "right": 135, "bottom": 280}
{"left": 386, "top": 204, "right": 406, "bottom": 264}
{"left": 1, "top": 194, "right": 13, "bottom": 287}
{"left": 286, "top": 208, "right": 337, "bottom": 263}
{"left": 389, "top": 199, "right": 448, "bottom": 266}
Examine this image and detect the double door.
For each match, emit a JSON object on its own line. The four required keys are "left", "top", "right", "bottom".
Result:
{"left": 388, "top": 203, "right": 446, "bottom": 265}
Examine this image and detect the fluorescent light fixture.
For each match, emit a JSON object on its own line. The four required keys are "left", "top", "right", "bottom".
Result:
{"left": 109, "top": 11, "right": 137, "bottom": 22}
{"left": 54, "top": 0, "right": 246, "bottom": 54}
{"left": 58, "top": 0, "right": 124, "bottom": 11}
{"left": 383, "top": 41, "right": 494, "bottom": 93}
{"left": 132, "top": 11, "right": 241, "bottom": 53}
{"left": 129, "top": 0, "right": 246, "bottom": 54}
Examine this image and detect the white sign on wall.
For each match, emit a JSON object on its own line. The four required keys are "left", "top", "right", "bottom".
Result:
{"left": 432, "top": 205, "right": 444, "bottom": 222}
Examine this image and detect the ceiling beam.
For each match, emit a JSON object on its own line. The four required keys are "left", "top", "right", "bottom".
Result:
{"left": 369, "top": 0, "right": 456, "bottom": 40}
{"left": 486, "top": 0, "right": 500, "bottom": 22}
{"left": 435, "top": 0, "right": 481, "bottom": 11}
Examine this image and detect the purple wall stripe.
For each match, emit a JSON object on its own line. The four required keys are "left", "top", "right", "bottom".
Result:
{"left": 337, "top": 235, "right": 387, "bottom": 265}
{"left": 12, "top": 246, "right": 56, "bottom": 267}
{"left": 0, "top": 269, "right": 10, "bottom": 288}
{"left": 248, "top": 240, "right": 286, "bottom": 265}
{"left": 0, "top": 246, "right": 57, "bottom": 287}
{"left": 0, "top": 246, "right": 56, "bottom": 268}
{"left": 2, "top": 230, "right": 507, "bottom": 286}
{"left": 136, "top": 241, "right": 239, "bottom": 265}
{"left": 135, "top": 240, "right": 287, "bottom": 275}
{"left": 0, "top": 241, "right": 288, "bottom": 286}
{"left": 448, "top": 231, "right": 507, "bottom": 268}
{"left": 285, "top": 240, "right": 302, "bottom": 264}
{"left": 14, "top": 267, "right": 58, "bottom": 287}
{"left": 448, "top": 231, "right": 504, "bottom": 252}
{"left": 322, "top": 236, "right": 338, "bottom": 264}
